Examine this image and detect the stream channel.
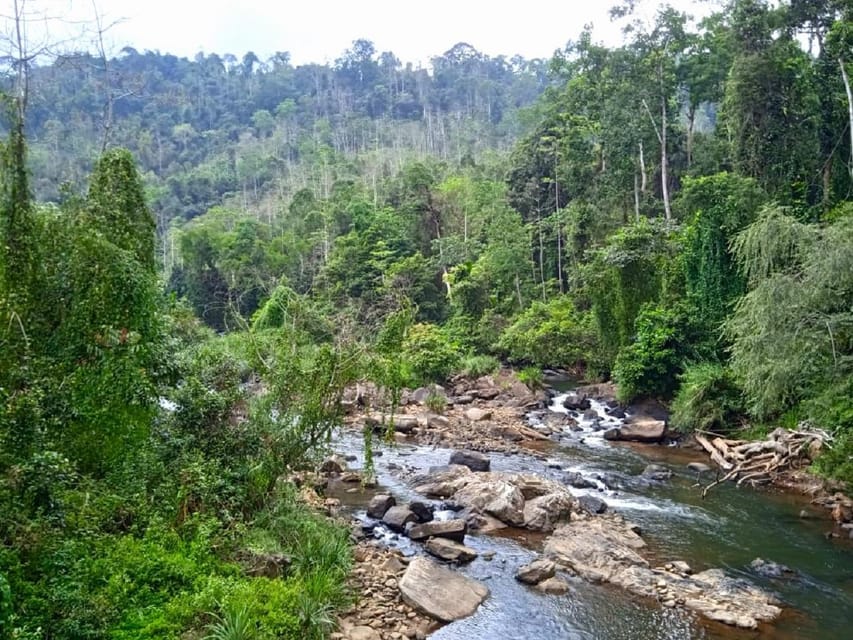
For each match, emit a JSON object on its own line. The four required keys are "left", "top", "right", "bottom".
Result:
{"left": 330, "top": 385, "right": 853, "bottom": 640}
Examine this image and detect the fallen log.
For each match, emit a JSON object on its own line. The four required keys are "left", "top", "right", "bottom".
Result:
{"left": 696, "top": 427, "right": 829, "bottom": 498}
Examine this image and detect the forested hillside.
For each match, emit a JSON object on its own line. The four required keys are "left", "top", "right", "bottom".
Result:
{"left": 22, "top": 41, "right": 549, "bottom": 223}
{"left": 2, "top": 0, "right": 852, "bottom": 637}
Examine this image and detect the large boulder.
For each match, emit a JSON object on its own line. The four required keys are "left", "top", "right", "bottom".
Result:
{"left": 603, "top": 418, "right": 667, "bottom": 443}
{"left": 449, "top": 450, "right": 491, "bottom": 472}
{"left": 413, "top": 465, "right": 474, "bottom": 498}
{"left": 382, "top": 506, "right": 418, "bottom": 532}
{"left": 545, "top": 517, "right": 781, "bottom": 629}
{"left": 562, "top": 392, "right": 591, "bottom": 411}
{"left": 366, "top": 494, "right": 396, "bottom": 519}
{"left": 425, "top": 538, "right": 478, "bottom": 563}
{"left": 454, "top": 479, "right": 526, "bottom": 526}
{"left": 398, "top": 557, "right": 490, "bottom": 622}
{"left": 577, "top": 495, "right": 608, "bottom": 514}
{"left": 408, "top": 519, "right": 467, "bottom": 543}
{"left": 523, "top": 492, "right": 574, "bottom": 532}
{"left": 515, "top": 559, "right": 556, "bottom": 585}
{"left": 545, "top": 516, "right": 647, "bottom": 584}
{"left": 408, "top": 500, "right": 435, "bottom": 523}
{"left": 537, "top": 576, "right": 570, "bottom": 595}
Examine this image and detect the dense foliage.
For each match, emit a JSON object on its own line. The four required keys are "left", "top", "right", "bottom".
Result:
{"left": 3, "top": 0, "right": 853, "bottom": 636}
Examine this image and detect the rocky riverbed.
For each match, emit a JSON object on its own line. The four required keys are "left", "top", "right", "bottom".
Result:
{"left": 318, "top": 370, "right": 852, "bottom": 640}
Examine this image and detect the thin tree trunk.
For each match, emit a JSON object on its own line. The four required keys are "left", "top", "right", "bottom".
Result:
{"left": 840, "top": 57, "right": 853, "bottom": 180}
{"left": 634, "top": 171, "right": 641, "bottom": 220}
{"left": 639, "top": 141, "right": 647, "bottom": 194}
{"left": 554, "top": 154, "right": 563, "bottom": 294}
{"left": 686, "top": 104, "right": 696, "bottom": 168}
{"left": 660, "top": 94, "right": 671, "bottom": 221}
{"left": 537, "top": 207, "right": 546, "bottom": 302}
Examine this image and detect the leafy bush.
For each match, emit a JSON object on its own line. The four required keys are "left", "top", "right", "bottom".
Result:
{"left": 401, "top": 323, "right": 460, "bottom": 385}
{"left": 670, "top": 362, "right": 745, "bottom": 433}
{"left": 497, "top": 296, "right": 597, "bottom": 369}
{"left": 614, "top": 303, "right": 703, "bottom": 403}
{"left": 424, "top": 387, "right": 447, "bottom": 413}
{"left": 807, "top": 376, "right": 853, "bottom": 483}
{"left": 517, "top": 366, "right": 543, "bottom": 390}
{"left": 457, "top": 354, "right": 500, "bottom": 378}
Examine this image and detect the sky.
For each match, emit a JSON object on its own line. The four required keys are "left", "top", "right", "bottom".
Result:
{"left": 11, "top": 0, "right": 716, "bottom": 66}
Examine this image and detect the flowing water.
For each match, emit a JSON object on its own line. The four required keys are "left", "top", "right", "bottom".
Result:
{"left": 332, "top": 388, "right": 853, "bottom": 640}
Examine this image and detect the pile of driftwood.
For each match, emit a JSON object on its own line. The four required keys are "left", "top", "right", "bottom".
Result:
{"left": 695, "top": 426, "right": 832, "bottom": 498}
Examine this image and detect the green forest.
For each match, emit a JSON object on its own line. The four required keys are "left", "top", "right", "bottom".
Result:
{"left": 2, "top": 0, "right": 852, "bottom": 637}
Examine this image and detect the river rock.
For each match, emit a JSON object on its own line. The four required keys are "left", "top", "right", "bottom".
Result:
{"left": 464, "top": 407, "right": 493, "bottom": 422}
{"left": 515, "top": 559, "right": 556, "bottom": 585}
{"left": 545, "top": 518, "right": 781, "bottom": 629}
{"left": 750, "top": 558, "right": 794, "bottom": 579}
{"left": 410, "top": 385, "right": 446, "bottom": 405}
{"left": 466, "top": 511, "right": 508, "bottom": 533}
{"left": 346, "top": 626, "right": 382, "bottom": 640}
{"left": 455, "top": 479, "right": 526, "bottom": 526}
{"left": 408, "top": 518, "right": 467, "bottom": 542}
{"left": 449, "top": 450, "right": 491, "bottom": 472}
{"left": 319, "top": 455, "right": 347, "bottom": 474}
{"left": 562, "top": 392, "right": 591, "bottom": 411}
{"left": 603, "top": 418, "right": 667, "bottom": 443}
{"left": 607, "top": 406, "right": 627, "bottom": 419}
{"left": 366, "top": 494, "right": 396, "bottom": 519}
{"left": 414, "top": 465, "right": 474, "bottom": 498}
{"left": 577, "top": 494, "right": 608, "bottom": 514}
{"left": 687, "top": 462, "right": 713, "bottom": 474}
{"left": 364, "top": 413, "right": 419, "bottom": 434}
{"left": 425, "top": 538, "right": 478, "bottom": 563}
{"left": 537, "top": 576, "right": 570, "bottom": 595}
{"left": 409, "top": 500, "right": 435, "bottom": 522}
{"left": 382, "top": 505, "right": 418, "bottom": 532}
{"left": 523, "top": 492, "right": 575, "bottom": 532}
{"left": 398, "top": 557, "right": 490, "bottom": 622}
{"left": 472, "top": 387, "right": 500, "bottom": 400}
{"left": 563, "top": 471, "right": 597, "bottom": 490}
{"left": 641, "top": 464, "right": 673, "bottom": 481}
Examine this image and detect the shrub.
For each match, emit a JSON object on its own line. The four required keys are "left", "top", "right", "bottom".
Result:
{"left": 424, "top": 387, "right": 447, "bottom": 414}
{"left": 457, "top": 354, "right": 500, "bottom": 379}
{"left": 613, "top": 303, "right": 704, "bottom": 403}
{"left": 401, "top": 323, "right": 460, "bottom": 385}
{"left": 517, "top": 366, "right": 543, "bottom": 391}
{"left": 670, "top": 362, "right": 744, "bottom": 433}
{"left": 497, "top": 296, "right": 597, "bottom": 369}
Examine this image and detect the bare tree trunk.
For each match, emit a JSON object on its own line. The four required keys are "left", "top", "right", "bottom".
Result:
{"left": 840, "top": 57, "right": 853, "bottom": 180}
{"left": 537, "top": 206, "right": 546, "bottom": 302}
{"left": 660, "top": 94, "right": 671, "bottom": 221}
{"left": 634, "top": 171, "right": 641, "bottom": 220}
{"left": 515, "top": 274, "right": 524, "bottom": 309}
{"left": 553, "top": 151, "right": 564, "bottom": 294}
{"left": 639, "top": 141, "right": 647, "bottom": 194}
{"left": 686, "top": 104, "right": 696, "bottom": 168}
{"left": 641, "top": 94, "right": 671, "bottom": 221}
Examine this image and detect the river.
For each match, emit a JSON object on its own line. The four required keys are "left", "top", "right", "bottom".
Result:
{"left": 331, "top": 388, "right": 853, "bottom": 640}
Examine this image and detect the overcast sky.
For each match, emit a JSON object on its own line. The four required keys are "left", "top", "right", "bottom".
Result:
{"left": 15, "top": 0, "right": 716, "bottom": 66}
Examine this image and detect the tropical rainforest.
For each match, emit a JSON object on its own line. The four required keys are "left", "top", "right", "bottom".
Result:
{"left": 1, "top": 0, "right": 852, "bottom": 637}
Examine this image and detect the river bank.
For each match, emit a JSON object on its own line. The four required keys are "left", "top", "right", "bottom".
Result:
{"left": 320, "top": 370, "right": 852, "bottom": 640}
